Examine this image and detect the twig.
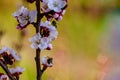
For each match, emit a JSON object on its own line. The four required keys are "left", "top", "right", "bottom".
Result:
{"left": 0, "top": 60, "right": 16, "bottom": 80}
{"left": 35, "top": 0, "right": 43, "bottom": 80}
{"left": 35, "top": 49, "right": 42, "bottom": 80}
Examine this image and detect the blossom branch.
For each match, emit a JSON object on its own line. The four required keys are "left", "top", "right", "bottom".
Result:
{"left": 0, "top": 60, "right": 16, "bottom": 80}
{"left": 11, "top": 0, "right": 68, "bottom": 80}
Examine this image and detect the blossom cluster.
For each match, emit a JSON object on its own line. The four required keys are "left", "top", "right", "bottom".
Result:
{"left": 13, "top": 0, "right": 67, "bottom": 30}
{"left": 41, "top": 0, "right": 67, "bottom": 21}
{"left": 0, "top": 0, "right": 67, "bottom": 79}
{"left": 0, "top": 47, "right": 25, "bottom": 80}
{"left": 0, "top": 47, "right": 20, "bottom": 65}
{"left": 29, "top": 21, "right": 58, "bottom": 50}
{"left": 12, "top": 0, "right": 67, "bottom": 71}
{"left": 13, "top": 6, "right": 37, "bottom": 30}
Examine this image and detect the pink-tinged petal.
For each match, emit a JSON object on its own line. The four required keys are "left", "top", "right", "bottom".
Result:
{"left": 54, "top": 13, "right": 59, "bottom": 18}
{"left": 57, "top": 15, "right": 63, "bottom": 21}
{"left": 16, "top": 24, "right": 28, "bottom": 30}
{"left": 46, "top": 43, "right": 52, "bottom": 50}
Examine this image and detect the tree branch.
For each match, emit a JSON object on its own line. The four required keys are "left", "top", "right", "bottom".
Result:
{"left": 0, "top": 60, "right": 16, "bottom": 80}
{"left": 35, "top": 0, "right": 43, "bottom": 80}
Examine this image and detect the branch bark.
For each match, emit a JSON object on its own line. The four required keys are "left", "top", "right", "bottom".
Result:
{"left": 0, "top": 60, "right": 16, "bottom": 80}
{"left": 35, "top": 0, "right": 43, "bottom": 80}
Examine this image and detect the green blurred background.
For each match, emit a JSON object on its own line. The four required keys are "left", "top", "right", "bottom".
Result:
{"left": 1, "top": 0, "right": 120, "bottom": 80}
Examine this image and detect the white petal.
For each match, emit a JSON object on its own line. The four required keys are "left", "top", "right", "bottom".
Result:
{"left": 62, "top": 10, "right": 66, "bottom": 15}
{"left": 13, "top": 11, "right": 20, "bottom": 17}
{"left": 49, "top": 26, "right": 58, "bottom": 40}
{"left": 48, "top": 2, "right": 54, "bottom": 10}
{"left": 54, "top": 7, "right": 61, "bottom": 12}
{"left": 58, "top": 16, "right": 63, "bottom": 21}
{"left": 58, "top": 1, "right": 66, "bottom": 8}
{"left": 9, "top": 49, "right": 21, "bottom": 61}
{"left": 29, "top": 33, "right": 41, "bottom": 42}
{"left": 41, "top": 37, "right": 49, "bottom": 43}
{"left": 9, "top": 67, "right": 25, "bottom": 74}
{"left": 0, "top": 47, "right": 9, "bottom": 54}
{"left": 29, "top": 10, "right": 37, "bottom": 23}
{"left": 38, "top": 43, "right": 48, "bottom": 50}
{"left": 31, "top": 43, "right": 39, "bottom": 49}
{"left": 43, "top": 0, "right": 49, "bottom": 3}
{"left": 22, "top": 7, "right": 29, "bottom": 16}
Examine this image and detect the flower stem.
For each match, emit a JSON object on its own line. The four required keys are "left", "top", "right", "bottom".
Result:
{"left": 35, "top": 0, "right": 43, "bottom": 80}
{"left": 0, "top": 60, "right": 16, "bottom": 80}
{"left": 35, "top": 49, "right": 42, "bottom": 80}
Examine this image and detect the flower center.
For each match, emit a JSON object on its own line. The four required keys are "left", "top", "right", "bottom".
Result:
{"left": 36, "top": 40, "right": 40, "bottom": 44}
{"left": 40, "top": 26, "right": 50, "bottom": 37}
{"left": 44, "top": 4, "right": 48, "bottom": 10}
{"left": 25, "top": 16, "right": 30, "bottom": 20}
{"left": 47, "top": 58, "right": 53, "bottom": 64}
{"left": 53, "top": 1, "right": 59, "bottom": 7}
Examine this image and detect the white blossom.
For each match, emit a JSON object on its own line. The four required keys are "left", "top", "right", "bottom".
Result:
{"left": 47, "top": 0, "right": 66, "bottom": 12}
{"left": 13, "top": 6, "right": 37, "bottom": 29}
{"left": 41, "top": 2, "right": 51, "bottom": 12}
{"left": 29, "top": 33, "right": 50, "bottom": 50}
{"left": 9, "top": 67, "right": 25, "bottom": 74}
{"left": 38, "top": 37, "right": 49, "bottom": 50}
{"left": 0, "top": 75, "right": 9, "bottom": 80}
{"left": 29, "top": 21, "right": 58, "bottom": 50}
{"left": 29, "top": 33, "right": 41, "bottom": 49}
{"left": 41, "top": 56, "right": 53, "bottom": 67}
{"left": 0, "top": 47, "right": 9, "bottom": 55}
{"left": 9, "top": 49, "right": 21, "bottom": 61}
{"left": 40, "top": 21, "right": 58, "bottom": 41}
{"left": 0, "top": 47, "right": 20, "bottom": 61}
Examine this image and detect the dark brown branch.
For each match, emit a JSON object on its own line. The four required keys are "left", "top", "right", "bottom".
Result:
{"left": 41, "top": 66, "right": 47, "bottom": 73}
{"left": 0, "top": 60, "right": 16, "bottom": 80}
{"left": 35, "top": 0, "right": 43, "bottom": 80}
{"left": 35, "top": 49, "right": 42, "bottom": 80}
{"left": 36, "top": 0, "right": 41, "bottom": 27}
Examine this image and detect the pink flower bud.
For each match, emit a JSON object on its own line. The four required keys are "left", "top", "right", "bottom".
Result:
{"left": 46, "top": 44, "right": 52, "bottom": 50}
{"left": 0, "top": 75, "right": 9, "bottom": 80}
{"left": 57, "top": 16, "right": 63, "bottom": 21}
{"left": 54, "top": 13, "right": 59, "bottom": 18}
